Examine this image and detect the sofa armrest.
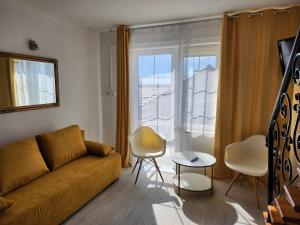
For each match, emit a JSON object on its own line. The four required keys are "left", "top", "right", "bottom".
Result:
{"left": 85, "top": 140, "right": 113, "bottom": 156}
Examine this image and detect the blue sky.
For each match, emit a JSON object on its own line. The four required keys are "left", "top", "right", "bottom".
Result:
{"left": 139, "top": 54, "right": 172, "bottom": 77}
{"left": 138, "top": 54, "right": 216, "bottom": 78}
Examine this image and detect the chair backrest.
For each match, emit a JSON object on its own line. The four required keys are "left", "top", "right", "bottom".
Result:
{"left": 128, "top": 126, "right": 166, "bottom": 156}
{"left": 225, "top": 135, "right": 267, "bottom": 163}
{"left": 241, "top": 135, "right": 267, "bottom": 156}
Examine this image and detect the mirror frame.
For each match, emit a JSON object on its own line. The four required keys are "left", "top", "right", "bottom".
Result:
{"left": 0, "top": 52, "right": 60, "bottom": 114}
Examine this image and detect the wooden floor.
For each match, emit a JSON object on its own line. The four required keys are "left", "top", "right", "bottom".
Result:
{"left": 63, "top": 164, "right": 267, "bottom": 225}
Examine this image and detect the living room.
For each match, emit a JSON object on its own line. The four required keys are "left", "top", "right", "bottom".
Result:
{"left": 0, "top": 1, "right": 300, "bottom": 225}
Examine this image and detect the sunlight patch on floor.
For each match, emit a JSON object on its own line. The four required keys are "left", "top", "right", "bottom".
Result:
{"left": 227, "top": 202, "right": 257, "bottom": 225}
{"left": 152, "top": 203, "right": 199, "bottom": 225}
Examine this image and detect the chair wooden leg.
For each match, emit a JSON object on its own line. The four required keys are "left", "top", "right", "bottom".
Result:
{"left": 135, "top": 159, "right": 143, "bottom": 184}
{"left": 258, "top": 176, "right": 268, "bottom": 188}
{"left": 132, "top": 158, "right": 140, "bottom": 174}
{"left": 225, "top": 172, "right": 240, "bottom": 196}
{"left": 252, "top": 177, "right": 260, "bottom": 208}
{"left": 152, "top": 158, "right": 164, "bottom": 182}
{"left": 239, "top": 174, "right": 244, "bottom": 186}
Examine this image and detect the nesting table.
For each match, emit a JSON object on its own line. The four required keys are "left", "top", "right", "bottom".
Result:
{"left": 171, "top": 151, "right": 216, "bottom": 196}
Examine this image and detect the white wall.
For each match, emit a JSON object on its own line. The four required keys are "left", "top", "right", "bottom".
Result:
{"left": 0, "top": 5, "right": 102, "bottom": 145}
{"left": 99, "top": 31, "right": 116, "bottom": 146}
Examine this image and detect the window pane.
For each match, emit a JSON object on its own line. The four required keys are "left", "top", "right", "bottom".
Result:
{"left": 138, "top": 53, "right": 174, "bottom": 143}
{"left": 183, "top": 55, "right": 218, "bottom": 137}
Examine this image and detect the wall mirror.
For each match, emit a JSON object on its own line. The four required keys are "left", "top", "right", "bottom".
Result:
{"left": 0, "top": 52, "right": 59, "bottom": 113}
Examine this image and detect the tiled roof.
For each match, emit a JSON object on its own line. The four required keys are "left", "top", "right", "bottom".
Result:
{"left": 139, "top": 66, "right": 217, "bottom": 106}
{"left": 139, "top": 86, "right": 171, "bottom": 105}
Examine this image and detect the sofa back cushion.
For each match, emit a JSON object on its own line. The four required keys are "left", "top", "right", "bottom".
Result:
{"left": 0, "top": 138, "right": 49, "bottom": 195}
{"left": 37, "top": 125, "right": 87, "bottom": 170}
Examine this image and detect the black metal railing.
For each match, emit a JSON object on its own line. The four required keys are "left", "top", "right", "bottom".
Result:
{"left": 267, "top": 26, "right": 300, "bottom": 203}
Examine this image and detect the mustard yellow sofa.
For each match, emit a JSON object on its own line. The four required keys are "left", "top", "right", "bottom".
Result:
{"left": 0, "top": 125, "right": 121, "bottom": 225}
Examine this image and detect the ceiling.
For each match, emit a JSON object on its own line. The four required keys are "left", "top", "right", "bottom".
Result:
{"left": 3, "top": 0, "right": 300, "bottom": 30}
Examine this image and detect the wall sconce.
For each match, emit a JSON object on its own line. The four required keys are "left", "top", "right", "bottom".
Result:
{"left": 28, "top": 40, "right": 39, "bottom": 51}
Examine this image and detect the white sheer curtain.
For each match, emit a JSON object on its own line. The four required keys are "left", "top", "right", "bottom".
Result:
{"left": 14, "top": 60, "right": 56, "bottom": 106}
{"left": 130, "top": 19, "right": 221, "bottom": 158}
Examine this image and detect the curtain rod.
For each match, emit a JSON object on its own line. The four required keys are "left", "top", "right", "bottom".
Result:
{"left": 226, "top": 4, "right": 299, "bottom": 17}
{"left": 129, "top": 15, "right": 222, "bottom": 29}
{"left": 227, "top": 8, "right": 292, "bottom": 19}
{"left": 100, "top": 15, "right": 222, "bottom": 32}
{"left": 100, "top": 4, "right": 299, "bottom": 32}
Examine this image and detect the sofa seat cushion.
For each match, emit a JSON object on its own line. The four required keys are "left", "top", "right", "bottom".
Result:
{"left": 0, "top": 138, "right": 49, "bottom": 195}
{"left": 37, "top": 125, "right": 87, "bottom": 170}
{"left": 0, "top": 152, "right": 121, "bottom": 225}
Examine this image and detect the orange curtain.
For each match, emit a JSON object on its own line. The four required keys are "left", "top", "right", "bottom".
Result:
{"left": 0, "top": 58, "right": 15, "bottom": 108}
{"left": 9, "top": 59, "right": 17, "bottom": 107}
{"left": 214, "top": 6, "right": 300, "bottom": 178}
{"left": 116, "top": 25, "right": 131, "bottom": 168}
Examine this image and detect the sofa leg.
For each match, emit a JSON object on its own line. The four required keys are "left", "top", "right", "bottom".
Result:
{"left": 225, "top": 172, "right": 240, "bottom": 196}
{"left": 135, "top": 159, "right": 143, "bottom": 184}
{"left": 132, "top": 158, "right": 140, "bottom": 174}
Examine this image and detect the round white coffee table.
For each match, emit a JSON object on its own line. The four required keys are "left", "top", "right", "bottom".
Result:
{"left": 171, "top": 151, "right": 216, "bottom": 196}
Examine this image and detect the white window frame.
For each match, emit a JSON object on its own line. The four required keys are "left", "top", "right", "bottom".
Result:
{"left": 129, "top": 42, "right": 220, "bottom": 137}
{"left": 182, "top": 44, "right": 220, "bottom": 135}
{"left": 130, "top": 46, "right": 177, "bottom": 134}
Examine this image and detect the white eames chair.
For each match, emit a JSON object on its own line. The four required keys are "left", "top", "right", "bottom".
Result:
{"left": 129, "top": 126, "right": 166, "bottom": 184}
{"left": 224, "top": 135, "right": 268, "bottom": 207}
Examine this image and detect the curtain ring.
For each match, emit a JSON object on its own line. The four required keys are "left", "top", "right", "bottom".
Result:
{"left": 228, "top": 15, "right": 239, "bottom": 19}
{"left": 273, "top": 10, "right": 290, "bottom": 15}
{"left": 248, "top": 12, "right": 264, "bottom": 18}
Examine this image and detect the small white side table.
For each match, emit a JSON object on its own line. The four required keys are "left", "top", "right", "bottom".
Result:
{"left": 171, "top": 151, "right": 216, "bottom": 196}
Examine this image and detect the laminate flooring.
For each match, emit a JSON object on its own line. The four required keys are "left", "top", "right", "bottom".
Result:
{"left": 63, "top": 164, "right": 267, "bottom": 225}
